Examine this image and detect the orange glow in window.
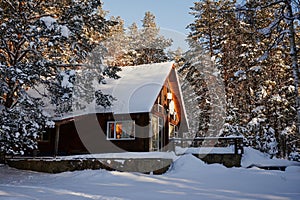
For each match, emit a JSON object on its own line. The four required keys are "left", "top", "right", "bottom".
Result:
{"left": 116, "top": 123, "right": 122, "bottom": 139}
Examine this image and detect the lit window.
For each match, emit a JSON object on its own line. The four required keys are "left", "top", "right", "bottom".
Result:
{"left": 170, "top": 111, "right": 177, "bottom": 121}
{"left": 107, "top": 121, "right": 135, "bottom": 140}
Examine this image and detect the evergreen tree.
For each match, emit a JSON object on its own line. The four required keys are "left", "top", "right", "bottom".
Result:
{"left": 126, "top": 11, "right": 172, "bottom": 65}
{"left": 185, "top": 0, "right": 299, "bottom": 157}
{"left": 179, "top": 40, "right": 211, "bottom": 137}
{"left": 262, "top": 126, "right": 278, "bottom": 158}
{"left": 180, "top": 38, "right": 226, "bottom": 138}
{"left": 237, "top": 0, "right": 300, "bottom": 158}
{"left": 102, "top": 12, "right": 173, "bottom": 67}
{"left": 102, "top": 16, "right": 129, "bottom": 67}
{"left": 0, "top": 0, "right": 118, "bottom": 156}
{"left": 185, "top": 0, "right": 234, "bottom": 137}
{"left": 168, "top": 47, "right": 185, "bottom": 67}
{"left": 127, "top": 22, "right": 140, "bottom": 50}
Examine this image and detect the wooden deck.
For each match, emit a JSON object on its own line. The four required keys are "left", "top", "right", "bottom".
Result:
{"left": 170, "top": 136, "right": 244, "bottom": 167}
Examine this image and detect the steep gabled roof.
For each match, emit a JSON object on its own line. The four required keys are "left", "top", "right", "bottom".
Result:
{"left": 99, "top": 62, "right": 174, "bottom": 114}
{"left": 44, "top": 62, "right": 175, "bottom": 120}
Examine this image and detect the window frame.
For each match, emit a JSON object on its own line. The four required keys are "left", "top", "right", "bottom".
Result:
{"left": 106, "top": 120, "right": 135, "bottom": 140}
{"left": 151, "top": 115, "right": 164, "bottom": 151}
{"left": 170, "top": 111, "right": 177, "bottom": 121}
{"left": 169, "top": 123, "right": 179, "bottom": 139}
{"left": 38, "top": 131, "right": 50, "bottom": 142}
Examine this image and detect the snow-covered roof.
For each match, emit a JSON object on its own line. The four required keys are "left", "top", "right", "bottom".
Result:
{"left": 98, "top": 62, "right": 174, "bottom": 114}
{"left": 51, "top": 62, "right": 175, "bottom": 120}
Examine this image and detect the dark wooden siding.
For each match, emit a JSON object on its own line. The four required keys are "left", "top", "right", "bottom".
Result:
{"left": 37, "top": 128, "right": 55, "bottom": 156}
{"left": 38, "top": 113, "right": 151, "bottom": 156}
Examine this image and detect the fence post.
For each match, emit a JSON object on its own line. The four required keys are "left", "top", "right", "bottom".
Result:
{"left": 171, "top": 139, "right": 175, "bottom": 152}
{"left": 234, "top": 138, "right": 238, "bottom": 155}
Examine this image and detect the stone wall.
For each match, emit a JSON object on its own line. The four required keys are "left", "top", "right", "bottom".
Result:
{"left": 6, "top": 153, "right": 242, "bottom": 174}
{"left": 7, "top": 158, "right": 173, "bottom": 174}
{"left": 193, "top": 154, "right": 242, "bottom": 167}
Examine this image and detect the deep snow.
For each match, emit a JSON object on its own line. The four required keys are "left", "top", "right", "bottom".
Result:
{"left": 0, "top": 148, "right": 299, "bottom": 200}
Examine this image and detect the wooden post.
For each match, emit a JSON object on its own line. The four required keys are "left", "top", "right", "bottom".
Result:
{"left": 170, "top": 138, "right": 175, "bottom": 152}
{"left": 234, "top": 138, "right": 238, "bottom": 155}
{"left": 54, "top": 123, "right": 60, "bottom": 157}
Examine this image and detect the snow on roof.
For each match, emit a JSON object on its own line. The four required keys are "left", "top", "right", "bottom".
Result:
{"left": 102, "top": 62, "right": 173, "bottom": 113}
{"left": 54, "top": 62, "right": 174, "bottom": 120}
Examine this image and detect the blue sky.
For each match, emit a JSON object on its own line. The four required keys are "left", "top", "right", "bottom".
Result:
{"left": 102, "top": 0, "right": 196, "bottom": 50}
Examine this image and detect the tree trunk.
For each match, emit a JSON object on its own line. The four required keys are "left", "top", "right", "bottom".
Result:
{"left": 4, "top": 95, "right": 13, "bottom": 108}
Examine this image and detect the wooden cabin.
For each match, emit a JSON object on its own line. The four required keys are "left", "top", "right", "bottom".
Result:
{"left": 37, "top": 62, "right": 188, "bottom": 156}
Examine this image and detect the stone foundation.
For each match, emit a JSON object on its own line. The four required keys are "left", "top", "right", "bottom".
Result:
{"left": 193, "top": 154, "right": 242, "bottom": 167}
{"left": 7, "top": 158, "right": 173, "bottom": 174}
{"left": 6, "top": 153, "right": 241, "bottom": 174}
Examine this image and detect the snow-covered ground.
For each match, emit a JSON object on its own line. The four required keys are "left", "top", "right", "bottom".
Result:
{"left": 242, "top": 147, "right": 300, "bottom": 168}
{"left": 0, "top": 148, "right": 299, "bottom": 200}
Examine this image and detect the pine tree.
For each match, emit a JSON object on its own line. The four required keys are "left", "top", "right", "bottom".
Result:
{"left": 0, "top": 0, "right": 118, "bottom": 156}
{"left": 185, "top": 0, "right": 299, "bottom": 158}
{"left": 262, "top": 126, "right": 278, "bottom": 158}
{"left": 130, "top": 11, "right": 172, "bottom": 65}
{"left": 236, "top": 0, "right": 300, "bottom": 158}
{"left": 185, "top": 0, "right": 234, "bottom": 137}
{"left": 127, "top": 22, "right": 140, "bottom": 50}
{"left": 101, "top": 12, "right": 173, "bottom": 67}
{"left": 102, "top": 16, "right": 129, "bottom": 67}
{"left": 168, "top": 47, "right": 185, "bottom": 67}
{"left": 179, "top": 40, "right": 211, "bottom": 137}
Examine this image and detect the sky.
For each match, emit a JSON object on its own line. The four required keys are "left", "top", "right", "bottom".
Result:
{"left": 102, "top": 0, "right": 196, "bottom": 50}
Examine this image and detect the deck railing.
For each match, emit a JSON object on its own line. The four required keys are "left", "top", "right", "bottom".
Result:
{"left": 169, "top": 136, "right": 244, "bottom": 155}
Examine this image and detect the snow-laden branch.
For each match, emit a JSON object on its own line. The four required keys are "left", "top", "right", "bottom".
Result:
{"left": 257, "top": 17, "right": 283, "bottom": 36}
{"left": 236, "top": 0, "right": 286, "bottom": 12}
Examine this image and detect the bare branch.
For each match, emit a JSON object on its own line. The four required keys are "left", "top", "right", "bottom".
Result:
{"left": 3, "top": 0, "right": 16, "bottom": 12}
{"left": 56, "top": 63, "right": 88, "bottom": 68}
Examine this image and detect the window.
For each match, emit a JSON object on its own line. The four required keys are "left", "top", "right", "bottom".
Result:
{"left": 151, "top": 116, "right": 164, "bottom": 151}
{"left": 169, "top": 124, "right": 178, "bottom": 138}
{"left": 169, "top": 100, "right": 175, "bottom": 115}
{"left": 38, "top": 131, "right": 50, "bottom": 142}
{"left": 170, "top": 111, "right": 177, "bottom": 121}
{"left": 157, "top": 96, "right": 163, "bottom": 113}
{"left": 107, "top": 121, "right": 135, "bottom": 140}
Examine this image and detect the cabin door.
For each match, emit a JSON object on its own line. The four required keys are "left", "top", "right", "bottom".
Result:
{"left": 151, "top": 115, "right": 164, "bottom": 151}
